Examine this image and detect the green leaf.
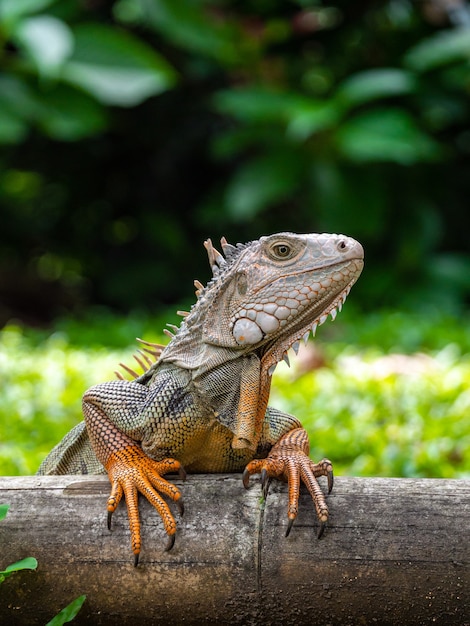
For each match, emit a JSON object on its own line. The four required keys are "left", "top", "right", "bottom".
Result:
{"left": 286, "top": 99, "right": 341, "bottom": 141}
{"left": 45, "top": 594, "right": 86, "bottom": 626}
{"left": 0, "top": 75, "right": 38, "bottom": 143}
{"left": 336, "top": 69, "right": 417, "bottom": 108}
{"left": 63, "top": 24, "right": 177, "bottom": 106}
{"left": 335, "top": 108, "right": 442, "bottom": 164}
{"left": 0, "top": 102, "right": 28, "bottom": 143}
{"left": 405, "top": 28, "right": 470, "bottom": 72}
{"left": 137, "top": 0, "right": 238, "bottom": 63}
{"left": 0, "top": 0, "right": 57, "bottom": 32}
{"left": 225, "top": 152, "right": 302, "bottom": 219}
{"left": 0, "top": 75, "right": 106, "bottom": 141}
{"left": 0, "top": 74, "right": 39, "bottom": 119}
{"left": 13, "top": 16, "right": 74, "bottom": 78}
{"left": 215, "top": 88, "right": 340, "bottom": 140}
{"left": 0, "top": 504, "right": 10, "bottom": 520}
{"left": 214, "top": 88, "right": 294, "bottom": 123}
{"left": 35, "top": 85, "right": 107, "bottom": 140}
{"left": 3, "top": 556, "right": 38, "bottom": 574}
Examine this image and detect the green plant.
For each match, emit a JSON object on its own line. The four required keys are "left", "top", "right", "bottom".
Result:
{"left": 0, "top": 505, "right": 37, "bottom": 583}
{"left": 0, "top": 0, "right": 176, "bottom": 141}
{"left": 0, "top": 2, "right": 469, "bottom": 323}
{"left": 46, "top": 595, "right": 86, "bottom": 626}
{"left": 1, "top": 309, "right": 469, "bottom": 479}
{"left": 0, "top": 505, "right": 85, "bottom": 623}
{"left": 272, "top": 343, "right": 470, "bottom": 478}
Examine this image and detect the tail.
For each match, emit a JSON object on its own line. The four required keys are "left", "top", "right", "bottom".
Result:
{"left": 37, "top": 421, "right": 105, "bottom": 475}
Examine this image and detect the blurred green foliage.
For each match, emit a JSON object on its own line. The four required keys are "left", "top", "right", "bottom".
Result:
{"left": 1, "top": 310, "right": 469, "bottom": 479}
{"left": 0, "top": 3, "right": 469, "bottom": 481}
{"left": 273, "top": 344, "right": 470, "bottom": 479}
{"left": 0, "top": 323, "right": 126, "bottom": 474}
{"left": 0, "top": 1, "right": 469, "bottom": 324}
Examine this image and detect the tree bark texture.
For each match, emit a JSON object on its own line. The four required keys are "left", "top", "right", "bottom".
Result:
{"left": 0, "top": 475, "right": 468, "bottom": 625}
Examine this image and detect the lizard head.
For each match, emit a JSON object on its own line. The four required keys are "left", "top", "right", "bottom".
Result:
{"left": 200, "top": 232, "right": 364, "bottom": 372}
{"left": 151, "top": 232, "right": 363, "bottom": 451}
{"left": 160, "top": 232, "right": 363, "bottom": 378}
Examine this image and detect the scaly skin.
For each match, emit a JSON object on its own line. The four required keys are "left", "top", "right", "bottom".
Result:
{"left": 243, "top": 428, "right": 333, "bottom": 538}
{"left": 38, "top": 232, "right": 364, "bottom": 564}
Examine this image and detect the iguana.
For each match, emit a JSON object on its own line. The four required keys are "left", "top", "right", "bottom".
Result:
{"left": 38, "top": 232, "right": 364, "bottom": 565}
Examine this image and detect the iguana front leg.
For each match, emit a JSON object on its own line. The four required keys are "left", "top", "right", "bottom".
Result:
{"left": 83, "top": 381, "right": 185, "bottom": 566}
{"left": 243, "top": 426, "right": 333, "bottom": 538}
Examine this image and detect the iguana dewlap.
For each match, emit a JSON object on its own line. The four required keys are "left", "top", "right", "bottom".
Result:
{"left": 38, "top": 232, "right": 364, "bottom": 565}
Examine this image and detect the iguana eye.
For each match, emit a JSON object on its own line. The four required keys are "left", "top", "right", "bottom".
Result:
{"left": 264, "top": 237, "right": 304, "bottom": 262}
{"left": 272, "top": 243, "right": 291, "bottom": 259}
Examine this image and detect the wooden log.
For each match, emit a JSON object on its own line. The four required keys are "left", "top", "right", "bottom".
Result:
{"left": 0, "top": 475, "right": 468, "bottom": 625}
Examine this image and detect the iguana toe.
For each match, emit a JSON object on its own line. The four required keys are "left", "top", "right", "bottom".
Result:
{"left": 243, "top": 428, "right": 333, "bottom": 538}
{"left": 104, "top": 446, "right": 184, "bottom": 564}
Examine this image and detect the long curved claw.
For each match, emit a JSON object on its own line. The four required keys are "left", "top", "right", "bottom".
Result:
{"left": 261, "top": 469, "right": 271, "bottom": 500}
{"left": 243, "top": 428, "right": 333, "bottom": 540}
{"left": 242, "top": 468, "right": 251, "bottom": 490}
{"left": 105, "top": 447, "right": 185, "bottom": 564}
{"left": 165, "top": 533, "right": 176, "bottom": 552}
{"left": 285, "top": 516, "right": 295, "bottom": 538}
{"left": 176, "top": 498, "right": 185, "bottom": 517}
{"left": 317, "top": 521, "right": 327, "bottom": 539}
{"left": 242, "top": 459, "right": 265, "bottom": 489}
{"left": 327, "top": 469, "right": 334, "bottom": 494}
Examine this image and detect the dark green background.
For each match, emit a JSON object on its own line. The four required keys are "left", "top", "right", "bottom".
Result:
{"left": 1, "top": 0, "right": 469, "bottom": 325}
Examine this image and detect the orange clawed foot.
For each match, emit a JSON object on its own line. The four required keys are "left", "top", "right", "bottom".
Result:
{"left": 242, "top": 428, "right": 333, "bottom": 538}
{"left": 105, "top": 446, "right": 186, "bottom": 566}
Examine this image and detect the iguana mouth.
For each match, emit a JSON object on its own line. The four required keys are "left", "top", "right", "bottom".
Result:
{"left": 260, "top": 258, "right": 364, "bottom": 376}
{"left": 229, "top": 234, "right": 364, "bottom": 352}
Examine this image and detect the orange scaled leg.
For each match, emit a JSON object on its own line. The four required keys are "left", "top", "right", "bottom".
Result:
{"left": 243, "top": 428, "right": 333, "bottom": 538}
{"left": 105, "top": 445, "right": 186, "bottom": 566}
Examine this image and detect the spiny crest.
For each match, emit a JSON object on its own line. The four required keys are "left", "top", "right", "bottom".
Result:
{"left": 196, "top": 236, "right": 249, "bottom": 296}
{"left": 115, "top": 338, "right": 165, "bottom": 380}
{"left": 116, "top": 235, "right": 250, "bottom": 380}
{"left": 203, "top": 236, "right": 240, "bottom": 276}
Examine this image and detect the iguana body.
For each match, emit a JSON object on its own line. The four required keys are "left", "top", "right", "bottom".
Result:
{"left": 39, "top": 232, "right": 364, "bottom": 564}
